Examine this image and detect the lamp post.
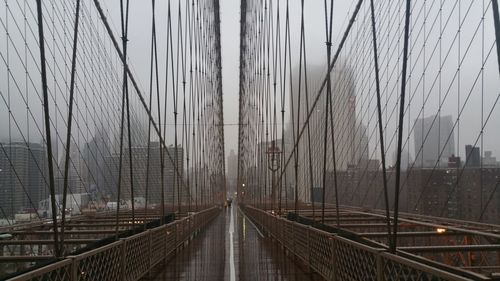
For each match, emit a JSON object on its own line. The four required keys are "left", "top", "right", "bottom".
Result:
{"left": 266, "top": 141, "right": 281, "bottom": 213}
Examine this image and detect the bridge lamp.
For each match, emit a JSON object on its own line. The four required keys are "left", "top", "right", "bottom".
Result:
{"left": 436, "top": 228, "right": 446, "bottom": 234}
{"left": 266, "top": 141, "right": 282, "bottom": 212}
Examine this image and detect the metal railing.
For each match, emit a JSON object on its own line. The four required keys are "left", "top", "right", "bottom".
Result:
{"left": 7, "top": 207, "right": 220, "bottom": 281}
{"left": 241, "top": 205, "right": 487, "bottom": 281}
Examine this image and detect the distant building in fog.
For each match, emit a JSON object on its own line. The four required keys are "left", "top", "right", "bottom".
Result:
{"left": 393, "top": 149, "right": 413, "bottom": 171}
{"left": 483, "top": 151, "right": 497, "bottom": 167}
{"left": 227, "top": 149, "right": 237, "bottom": 195}
{"left": 104, "top": 144, "right": 185, "bottom": 204}
{"left": 414, "top": 115, "right": 455, "bottom": 168}
{"left": 288, "top": 63, "right": 369, "bottom": 202}
{"left": 56, "top": 141, "right": 84, "bottom": 195}
{"left": 448, "top": 154, "right": 461, "bottom": 168}
{"left": 82, "top": 127, "right": 110, "bottom": 196}
{"left": 465, "top": 145, "right": 480, "bottom": 167}
{"left": 323, "top": 166, "right": 500, "bottom": 224}
{"left": 0, "top": 142, "right": 47, "bottom": 218}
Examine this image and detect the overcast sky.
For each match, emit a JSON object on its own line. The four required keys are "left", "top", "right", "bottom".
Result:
{"left": 99, "top": 0, "right": 500, "bottom": 164}
{"left": 0, "top": 0, "right": 499, "bottom": 167}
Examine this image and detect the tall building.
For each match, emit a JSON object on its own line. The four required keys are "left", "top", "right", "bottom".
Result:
{"left": 163, "top": 145, "right": 186, "bottom": 204}
{"left": 392, "top": 149, "right": 413, "bottom": 171}
{"left": 287, "top": 63, "right": 369, "bottom": 202}
{"left": 465, "top": 145, "right": 480, "bottom": 167}
{"left": 483, "top": 151, "right": 497, "bottom": 167}
{"left": 227, "top": 149, "right": 237, "bottom": 195}
{"left": 414, "top": 115, "right": 455, "bottom": 168}
{"left": 0, "top": 142, "right": 47, "bottom": 218}
{"left": 56, "top": 141, "right": 84, "bottom": 195}
{"left": 104, "top": 143, "right": 185, "bottom": 205}
{"left": 83, "top": 127, "right": 111, "bottom": 196}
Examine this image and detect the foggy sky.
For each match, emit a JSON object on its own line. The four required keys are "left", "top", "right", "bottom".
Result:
{"left": 0, "top": 0, "right": 499, "bottom": 168}
{"left": 86, "top": 1, "right": 500, "bottom": 164}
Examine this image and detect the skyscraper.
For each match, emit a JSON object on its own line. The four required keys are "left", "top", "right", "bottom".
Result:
{"left": 288, "top": 63, "right": 369, "bottom": 202}
{"left": 0, "top": 142, "right": 47, "bottom": 218}
{"left": 227, "top": 149, "right": 237, "bottom": 195}
{"left": 414, "top": 115, "right": 455, "bottom": 168}
{"left": 465, "top": 145, "right": 480, "bottom": 167}
{"left": 104, "top": 143, "right": 185, "bottom": 205}
{"left": 83, "top": 127, "right": 110, "bottom": 193}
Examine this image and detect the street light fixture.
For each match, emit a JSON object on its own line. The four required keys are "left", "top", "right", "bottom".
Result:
{"left": 266, "top": 140, "right": 281, "bottom": 213}
{"left": 238, "top": 183, "right": 246, "bottom": 204}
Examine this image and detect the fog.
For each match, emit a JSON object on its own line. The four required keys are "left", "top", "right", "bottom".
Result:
{"left": 0, "top": 0, "right": 499, "bottom": 167}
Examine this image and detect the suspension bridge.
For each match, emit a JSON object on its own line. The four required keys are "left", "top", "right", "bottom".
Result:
{"left": 0, "top": 0, "right": 499, "bottom": 280}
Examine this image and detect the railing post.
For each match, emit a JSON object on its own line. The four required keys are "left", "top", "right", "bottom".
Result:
{"left": 167, "top": 223, "right": 169, "bottom": 263}
{"left": 120, "top": 239, "right": 126, "bottom": 281}
{"left": 70, "top": 256, "right": 77, "bottom": 281}
{"left": 174, "top": 222, "right": 178, "bottom": 250}
{"left": 331, "top": 236, "right": 338, "bottom": 281}
{"left": 292, "top": 222, "right": 296, "bottom": 259}
{"left": 148, "top": 230, "right": 152, "bottom": 276}
{"left": 307, "top": 226, "right": 311, "bottom": 268}
{"left": 376, "top": 253, "right": 384, "bottom": 281}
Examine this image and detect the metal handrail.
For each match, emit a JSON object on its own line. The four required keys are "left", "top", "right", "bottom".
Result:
{"left": 241, "top": 205, "right": 481, "bottom": 281}
{"left": 7, "top": 206, "right": 220, "bottom": 281}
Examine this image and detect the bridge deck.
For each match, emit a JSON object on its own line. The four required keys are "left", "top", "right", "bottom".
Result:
{"left": 149, "top": 206, "right": 323, "bottom": 281}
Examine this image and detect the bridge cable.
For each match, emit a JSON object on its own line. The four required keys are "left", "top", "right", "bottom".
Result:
{"left": 144, "top": 0, "right": 158, "bottom": 229}
{"left": 93, "top": 0, "right": 193, "bottom": 210}
{"left": 369, "top": 0, "right": 392, "bottom": 247}
{"left": 298, "top": 0, "right": 316, "bottom": 220}
{"left": 275, "top": 0, "right": 364, "bottom": 208}
{"left": 493, "top": 0, "right": 500, "bottom": 76}
{"left": 321, "top": 0, "right": 337, "bottom": 225}
{"left": 36, "top": 0, "right": 61, "bottom": 257}
{"left": 278, "top": 0, "right": 289, "bottom": 213}
{"left": 115, "top": 0, "right": 131, "bottom": 237}
{"left": 60, "top": 0, "right": 81, "bottom": 255}
{"left": 392, "top": 0, "right": 411, "bottom": 253}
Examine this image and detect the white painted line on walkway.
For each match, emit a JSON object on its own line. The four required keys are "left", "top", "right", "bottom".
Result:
{"left": 238, "top": 207, "right": 264, "bottom": 238}
{"left": 229, "top": 206, "right": 236, "bottom": 281}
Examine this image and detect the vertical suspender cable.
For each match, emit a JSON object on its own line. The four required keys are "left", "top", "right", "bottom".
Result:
{"left": 36, "top": 0, "right": 61, "bottom": 258}
{"left": 145, "top": 0, "right": 157, "bottom": 229}
{"left": 392, "top": 0, "right": 411, "bottom": 253}
{"left": 369, "top": 0, "right": 392, "bottom": 248}
{"left": 122, "top": 0, "right": 136, "bottom": 230}
{"left": 237, "top": 0, "right": 247, "bottom": 207}
{"left": 115, "top": 40, "right": 126, "bottom": 236}
{"left": 61, "top": 0, "right": 82, "bottom": 255}
{"left": 294, "top": 1, "right": 304, "bottom": 214}
{"left": 116, "top": 0, "right": 131, "bottom": 236}
{"left": 322, "top": 0, "right": 335, "bottom": 225}
{"left": 302, "top": 8, "right": 315, "bottom": 222}
{"left": 173, "top": 1, "right": 181, "bottom": 214}
{"left": 279, "top": 0, "right": 289, "bottom": 213}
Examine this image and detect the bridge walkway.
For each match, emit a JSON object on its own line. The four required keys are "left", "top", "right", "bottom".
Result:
{"left": 148, "top": 205, "right": 323, "bottom": 281}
